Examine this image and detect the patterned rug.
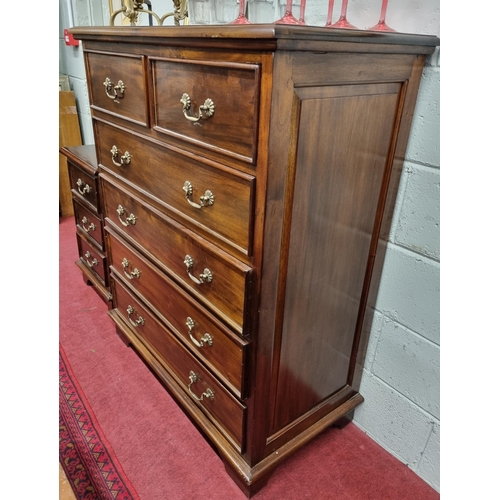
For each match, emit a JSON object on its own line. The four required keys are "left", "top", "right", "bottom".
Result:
{"left": 59, "top": 345, "right": 140, "bottom": 500}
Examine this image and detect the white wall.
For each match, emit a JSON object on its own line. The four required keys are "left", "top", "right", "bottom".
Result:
{"left": 59, "top": 0, "right": 440, "bottom": 491}
{"left": 59, "top": 0, "right": 179, "bottom": 143}
{"left": 59, "top": 0, "right": 98, "bottom": 144}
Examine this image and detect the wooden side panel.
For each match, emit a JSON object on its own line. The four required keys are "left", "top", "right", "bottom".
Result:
{"left": 271, "top": 83, "right": 402, "bottom": 432}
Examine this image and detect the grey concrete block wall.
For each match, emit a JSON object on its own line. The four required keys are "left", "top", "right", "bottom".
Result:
{"left": 58, "top": 0, "right": 440, "bottom": 492}
{"left": 393, "top": 164, "right": 440, "bottom": 261}
{"left": 354, "top": 49, "right": 440, "bottom": 492}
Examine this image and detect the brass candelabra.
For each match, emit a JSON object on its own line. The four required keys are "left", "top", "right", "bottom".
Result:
{"left": 109, "top": 0, "right": 188, "bottom": 26}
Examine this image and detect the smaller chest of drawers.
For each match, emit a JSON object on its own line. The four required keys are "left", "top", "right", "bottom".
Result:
{"left": 60, "top": 144, "right": 112, "bottom": 304}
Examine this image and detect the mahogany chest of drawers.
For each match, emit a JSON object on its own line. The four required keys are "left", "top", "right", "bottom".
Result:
{"left": 60, "top": 144, "right": 112, "bottom": 303}
{"left": 71, "top": 25, "right": 439, "bottom": 497}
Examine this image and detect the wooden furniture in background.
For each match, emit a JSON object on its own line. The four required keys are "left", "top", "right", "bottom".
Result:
{"left": 71, "top": 25, "right": 439, "bottom": 498}
{"left": 60, "top": 144, "right": 112, "bottom": 304}
{"left": 59, "top": 91, "right": 82, "bottom": 217}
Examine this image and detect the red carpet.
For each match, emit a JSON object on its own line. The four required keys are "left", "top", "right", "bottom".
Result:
{"left": 59, "top": 216, "right": 439, "bottom": 499}
{"left": 60, "top": 346, "right": 140, "bottom": 499}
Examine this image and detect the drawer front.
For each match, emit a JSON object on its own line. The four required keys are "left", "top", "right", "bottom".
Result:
{"left": 73, "top": 199, "right": 103, "bottom": 248}
{"left": 96, "top": 120, "right": 255, "bottom": 255}
{"left": 77, "top": 233, "right": 107, "bottom": 284}
{"left": 107, "top": 229, "right": 247, "bottom": 397}
{"left": 68, "top": 163, "right": 98, "bottom": 210}
{"left": 152, "top": 58, "right": 260, "bottom": 164}
{"left": 86, "top": 51, "right": 148, "bottom": 126}
{"left": 113, "top": 278, "right": 246, "bottom": 450}
{"left": 101, "top": 175, "right": 251, "bottom": 331}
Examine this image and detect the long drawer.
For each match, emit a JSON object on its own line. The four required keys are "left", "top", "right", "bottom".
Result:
{"left": 101, "top": 174, "right": 252, "bottom": 332}
{"left": 95, "top": 119, "right": 255, "bottom": 255}
{"left": 107, "top": 227, "right": 248, "bottom": 397}
{"left": 112, "top": 277, "right": 246, "bottom": 451}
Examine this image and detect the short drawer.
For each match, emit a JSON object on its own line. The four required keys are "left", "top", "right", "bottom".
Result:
{"left": 101, "top": 174, "right": 252, "bottom": 332}
{"left": 86, "top": 50, "right": 148, "bottom": 126}
{"left": 151, "top": 58, "right": 260, "bottom": 164}
{"left": 73, "top": 198, "right": 103, "bottom": 248}
{"left": 107, "top": 228, "right": 248, "bottom": 397}
{"left": 96, "top": 120, "right": 255, "bottom": 255}
{"left": 113, "top": 278, "right": 246, "bottom": 451}
{"left": 77, "top": 233, "right": 107, "bottom": 285}
{"left": 68, "top": 162, "right": 98, "bottom": 210}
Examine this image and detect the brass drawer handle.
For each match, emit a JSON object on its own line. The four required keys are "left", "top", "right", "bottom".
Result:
{"left": 103, "top": 77, "right": 125, "bottom": 103}
{"left": 122, "top": 257, "right": 141, "bottom": 280}
{"left": 184, "top": 255, "right": 212, "bottom": 285}
{"left": 81, "top": 216, "right": 96, "bottom": 233}
{"left": 183, "top": 181, "right": 214, "bottom": 210}
{"left": 188, "top": 371, "right": 215, "bottom": 402}
{"left": 117, "top": 205, "right": 137, "bottom": 227}
{"left": 126, "top": 305, "right": 145, "bottom": 327}
{"left": 180, "top": 93, "right": 215, "bottom": 123}
{"left": 76, "top": 178, "right": 91, "bottom": 196}
{"left": 110, "top": 145, "right": 132, "bottom": 167}
{"left": 84, "top": 250, "right": 98, "bottom": 268}
{"left": 186, "top": 317, "right": 213, "bottom": 348}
